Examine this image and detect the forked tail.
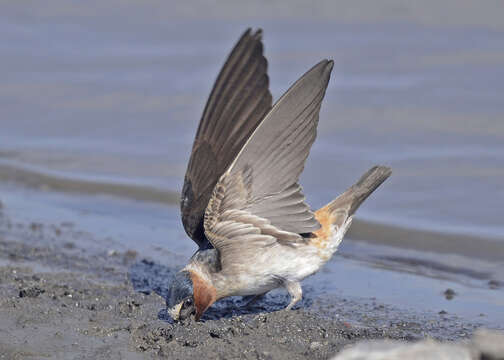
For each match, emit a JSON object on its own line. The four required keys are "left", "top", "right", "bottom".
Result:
{"left": 313, "top": 166, "right": 391, "bottom": 251}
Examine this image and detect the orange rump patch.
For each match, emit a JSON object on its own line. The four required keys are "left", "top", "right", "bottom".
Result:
{"left": 311, "top": 206, "right": 333, "bottom": 249}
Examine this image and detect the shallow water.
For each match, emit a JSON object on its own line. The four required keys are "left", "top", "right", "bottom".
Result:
{"left": 1, "top": 2, "right": 503, "bottom": 243}
{"left": 1, "top": 184, "right": 503, "bottom": 329}
{"left": 0, "top": 1, "right": 503, "bottom": 330}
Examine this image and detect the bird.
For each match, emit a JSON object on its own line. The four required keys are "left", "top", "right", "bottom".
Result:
{"left": 167, "top": 28, "right": 391, "bottom": 321}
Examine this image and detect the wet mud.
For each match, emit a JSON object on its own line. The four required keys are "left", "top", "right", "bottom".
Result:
{"left": 0, "top": 211, "right": 484, "bottom": 359}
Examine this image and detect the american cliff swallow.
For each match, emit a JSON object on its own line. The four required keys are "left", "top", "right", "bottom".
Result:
{"left": 167, "top": 28, "right": 391, "bottom": 321}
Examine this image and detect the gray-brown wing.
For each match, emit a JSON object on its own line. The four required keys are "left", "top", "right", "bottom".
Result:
{"left": 204, "top": 60, "right": 334, "bottom": 264}
{"left": 181, "top": 28, "right": 272, "bottom": 249}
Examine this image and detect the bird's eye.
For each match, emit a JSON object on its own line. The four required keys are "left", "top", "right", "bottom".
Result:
{"left": 184, "top": 298, "right": 193, "bottom": 306}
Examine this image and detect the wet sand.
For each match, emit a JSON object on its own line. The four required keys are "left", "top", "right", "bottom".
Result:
{"left": 0, "top": 195, "right": 488, "bottom": 359}
{"left": 0, "top": 261, "right": 408, "bottom": 360}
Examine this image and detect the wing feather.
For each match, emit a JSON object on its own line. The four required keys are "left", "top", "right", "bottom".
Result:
{"left": 204, "top": 60, "right": 334, "bottom": 264}
{"left": 181, "top": 29, "right": 272, "bottom": 248}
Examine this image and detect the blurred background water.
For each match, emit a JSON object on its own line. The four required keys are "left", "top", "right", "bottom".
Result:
{"left": 1, "top": 0, "right": 503, "bottom": 326}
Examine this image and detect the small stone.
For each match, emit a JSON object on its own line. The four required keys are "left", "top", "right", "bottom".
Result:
{"left": 19, "top": 286, "right": 45, "bottom": 298}
{"left": 443, "top": 288, "right": 456, "bottom": 300}
{"left": 488, "top": 280, "right": 501, "bottom": 289}
{"left": 124, "top": 250, "right": 138, "bottom": 260}
{"left": 63, "top": 242, "right": 75, "bottom": 249}
{"left": 30, "top": 222, "right": 43, "bottom": 231}
{"left": 209, "top": 329, "right": 221, "bottom": 338}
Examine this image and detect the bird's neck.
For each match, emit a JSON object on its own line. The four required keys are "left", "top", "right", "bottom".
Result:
{"left": 185, "top": 249, "right": 229, "bottom": 299}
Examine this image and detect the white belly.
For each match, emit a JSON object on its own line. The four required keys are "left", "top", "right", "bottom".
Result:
{"left": 220, "top": 218, "right": 352, "bottom": 297}
{"left": 223, "top": 244, "right": 324, "bottom": 297}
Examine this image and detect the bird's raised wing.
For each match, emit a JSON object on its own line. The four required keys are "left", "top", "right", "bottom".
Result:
{"left": 181, "top": 28, "right": 272, "bottom": 249}
{"left": 204, "top": 60, "right": 333, "bottom": 268}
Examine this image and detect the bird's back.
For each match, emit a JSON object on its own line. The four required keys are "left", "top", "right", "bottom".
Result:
{"left": 217, "top": 166, "right": 392, "bottom": 296}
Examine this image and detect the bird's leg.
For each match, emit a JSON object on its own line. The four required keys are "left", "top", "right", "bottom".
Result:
{"left": 284, "top": 280, "right": 302, "bottom": 310}
{"left": 242, "top": 292, "right": 268, "bottom": 307}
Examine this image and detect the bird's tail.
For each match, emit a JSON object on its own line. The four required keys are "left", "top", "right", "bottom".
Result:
{"left": 313, "top": 166, "right": 392, "bottom": 253}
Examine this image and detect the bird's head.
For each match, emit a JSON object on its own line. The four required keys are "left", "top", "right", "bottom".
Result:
{"left": 166, "top": 269, "right": 216, "bottom": 321}
{"left": 166, "top": 270, "right": 195, "bottom": 321}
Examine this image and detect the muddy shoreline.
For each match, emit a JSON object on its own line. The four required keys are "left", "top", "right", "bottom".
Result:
{"left": 0, "top": 206, "right": 487, "bottom": 360}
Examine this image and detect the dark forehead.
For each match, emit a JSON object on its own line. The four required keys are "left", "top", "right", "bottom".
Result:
{"left": 167, "top": 271, "right": 193, "bottom": 305}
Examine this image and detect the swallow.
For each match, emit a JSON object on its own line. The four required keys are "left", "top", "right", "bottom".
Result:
{"left": 167, "top": 28, "right": 391, "bottom": 321}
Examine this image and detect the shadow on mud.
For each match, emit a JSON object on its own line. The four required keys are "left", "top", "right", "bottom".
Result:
{"left": 127, "top": 259, "right": 313, "bottom": 322}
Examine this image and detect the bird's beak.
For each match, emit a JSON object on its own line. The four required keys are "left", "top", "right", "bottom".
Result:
{"left": 167, "top": 302, "right": 183, "bottom": 321}
{"left": 167, "top": 301, "right": 196, "bottom": 321}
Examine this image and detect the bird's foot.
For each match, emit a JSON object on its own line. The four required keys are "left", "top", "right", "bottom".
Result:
{"left": 284, "top": 280, "right": 302, "bottom": 310}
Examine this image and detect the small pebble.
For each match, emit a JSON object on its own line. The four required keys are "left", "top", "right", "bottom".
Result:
{"left": 443, "top": 288, "right": 456, "bottom": 300}
{"left": 107, "top": 249, "right": 118, "bottom": 257}
{"left": 488, "top": 280, "right": 501, "bottom": 289}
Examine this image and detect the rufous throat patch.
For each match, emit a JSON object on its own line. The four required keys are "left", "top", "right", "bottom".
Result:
{"left": 189, "top": 271, "right": 217, "bottom": 321}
